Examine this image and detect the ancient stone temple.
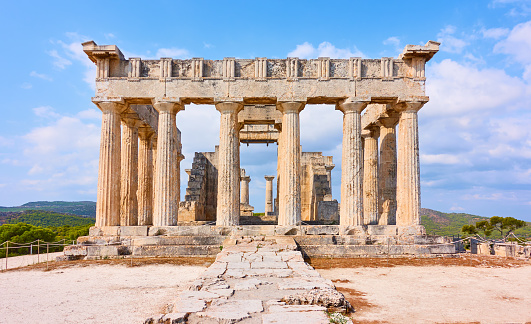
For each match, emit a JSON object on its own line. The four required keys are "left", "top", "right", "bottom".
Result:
{"left": 72, "top": 40, "right": 457, "bottom": 258}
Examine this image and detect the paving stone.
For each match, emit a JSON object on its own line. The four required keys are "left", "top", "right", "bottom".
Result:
{"left": 246, "top": 269, "right": 293, "bottom": 278}
{"left": 206, "top": 288, "right": 234, "bottom": 298}
{"left": 227, "top": 261, "right": 251, "bottom": 269}
{"left": 173, "top": 298, "right": 206, "bottom": 313}
{"left": 234, "top": 278, "right": 263, "bottom": 290}
{"left": 209, "top": 299, "right": 264, "bottom": 313}
{"left": 225, "top": 269, "right": 247, "bottom": 278}
{"left": 262, "top": 311, "right": 329, "bottom": 324}
{"left": 268, "top": 304, "right": 327, "bottom": 312}
{"left": 178, "top": 290, "right": 220, "bottom": 302}
{"left": 278, "top": 251, "right": 304, "bottom": 262}
{"left": 277, "top": 279, "right": 331, "bottom": 290}
{"left": 251, "top": 261, "right": 288, "bottom": 269}
{"left": 262, "top": 255, "right": 283, "bottom": 262}
{"left": 242, "top": 253, "right": 262, "bottom": 262}
{"left": 196, "top": 311, "right": 250, "bottom": 322}
{"left": 217, "top": 252, "right": 243, "bottom": 262}
{"left": 160, "top": 312, "right": 188, "bottom": 323}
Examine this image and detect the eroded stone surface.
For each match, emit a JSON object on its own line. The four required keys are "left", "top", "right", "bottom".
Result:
{"left": 146, "top": 236, "right": 351, "bottom": 323}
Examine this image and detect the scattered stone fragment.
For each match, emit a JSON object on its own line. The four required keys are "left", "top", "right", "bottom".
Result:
{"left": 281, "top": 288, "right": 352, "bottom": 312}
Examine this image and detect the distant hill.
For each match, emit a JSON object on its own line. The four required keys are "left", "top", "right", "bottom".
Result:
{"left": 0, "top": 201, "right": 96, "bottom": 217}
{"left": 421, "top": 208, "right": 531, "bottom": 238}
{"left": 0, "top": 210, "right": 95, "bottom": 227}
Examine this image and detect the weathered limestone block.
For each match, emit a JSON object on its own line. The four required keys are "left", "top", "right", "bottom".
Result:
{"left": 379, "top": 115, "right": 398, "bottom": 225}
{"left": 216, "top": 101, "right": 243, "bottom": 226}
{"left": 396, "top": 101, "right": 425, "bottom": 226}
{"left": 120, "top": 117, "right": 140, "bottom": 226}
{"left": 264, "top": 175, "right": 275, "bottom": 215}
{"left": 363, "top": 125, "right": 379, "bottom": 225}
{"left": 337, "top": 98, "right": 369, "bottom": 226}
{"left": 94, "top": 99, "right": 125, "bottom": 227}
{"left": 277, "top": 102, "right": 305, "bottom": 226}
{"left": 152, "top": 99, "right": 183, "bottom": 226}
{"left": 138, "top": 127, "right": 154, "bottom": 226}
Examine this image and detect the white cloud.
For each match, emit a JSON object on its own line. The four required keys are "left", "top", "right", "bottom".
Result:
{"left": 51, "top": 32, "right": 96, "bottom": 89}
{"left": 481, "top": 27, "right": 510, "bottom": 39}
{"left": 48, "top": 49, "right": 72, "bottom": 69}
{"left": 104, "top": 33, "right": 115, "bottom": 39}
{"left": 20, "top": 82, "right": 32, "bottom": 89}
{"left": 494, "top": 20, "right": 531, "bottom": 79}
{"left": 33, "top": 106, "right": 60, "bottom": 118}
{"left": 437, "top": 25, "right": 468, "bottom": 53}
{"left": 288, "top": 42, "right": 364, "bottom": 59}
{"left": 30, "top": 71, "right": 53, "bottom": 81}
{"left": 425, "top": 59, "right": 526, "bottom": 116}
{"left": 156, "top": 48, "right": 191, "bottom": 58}
{"left": 450, "top": 206, "right": 465, "bottom": 211}
{"left": 203, "top": 42, "right": 213, "bottom": 49}
{"left": 383, "top": 36, "right": 402, "bottom": 55}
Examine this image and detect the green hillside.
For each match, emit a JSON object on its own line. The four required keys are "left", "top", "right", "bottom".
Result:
{"left": 0, "top": 201, "right": 96, "bottom": 217}
{"left": 0, "top": 210, "right": 95, "bottom": 227}
{"left": 421, "top": 208, "right": 531, "bottom": 238}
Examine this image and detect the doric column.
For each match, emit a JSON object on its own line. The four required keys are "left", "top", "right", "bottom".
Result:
{"left": 138, "top": 127, "right": 154, "bottom": 226}
{"left": 396, "top": 101, "right": 425, "bottom": 226}
{"left": 264, "top": 176, "right": 275, "bottom": 214}
{"left": 120, "top": 117, "right": 140, "bottom": 226}
{"left": 152, "top": 99, "right": 183, "bottom": 226}
{"left": 378, "top": 116, "right": 398, "bottom": 225}
{"left": 276, "top": 102, "right": 305, "bottom": 226}
{"left": 276, "top": 126, "right": 283, "bottom": 221}
{"left": 363, "top": 126, "right": 379, "bottom": 225}
{"left": 325, "top": 165, "right": 334, "bottom": 196}
{"left": 94, "top": 99, "right": 124, "bottom": 227}
{"left": 216, "top": 101, "right": 243, "bottom": 226}
{"left": 336, "top": 98, "right": 369, "bottom": 226}
{"left": 240, "top": 175, "right": 251, "bottom": 205}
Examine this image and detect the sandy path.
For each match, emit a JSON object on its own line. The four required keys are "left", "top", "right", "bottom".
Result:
{"left": 0, "top": 264, "right": 207, "bottom": 324}
{"left": 318, "top": 265, "right": 531, "bottom": 323}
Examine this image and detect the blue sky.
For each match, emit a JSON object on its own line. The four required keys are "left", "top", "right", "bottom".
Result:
{"left": 1, "top": 0, "right": 531, "bottom": 221}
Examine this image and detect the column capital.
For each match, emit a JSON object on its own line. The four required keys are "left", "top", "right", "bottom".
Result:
{"left": 264, "top": 175, "right": 275, "bottom": 181}
{"left": 215, "top": 101, "right": 244, "bottom": 113}
{"left": 336, "top": 97, "right": 370, "bottom": 114}
{"left": 363, "top": 124, "right": 380, "bottom": 138}
{"left": 92, "top": 97, "right": 126, "bottom": 113}
{"left": 152, "top": 98, "right": 183, "bottom": 113}
{"left": 324, "top": 164, "right": 335, "bottom": 172}
{"left": 138, "top": 126, "right": 155, "bottom": 139}
{"left": 121, "top": 116, "right": 142, "bottom": 128}
{"left": 395, "top": 96, "right": 429, "bottom": 113}
{"left": 241, "top": 175, "right": 251, "bottom": 182}
{"left": 276, "top": 101, "right": 305, "bottom": 114}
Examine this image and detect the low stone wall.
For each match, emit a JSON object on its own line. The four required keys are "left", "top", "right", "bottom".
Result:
{"left": 470, "top": 240, "right": 530, "bottom": 258}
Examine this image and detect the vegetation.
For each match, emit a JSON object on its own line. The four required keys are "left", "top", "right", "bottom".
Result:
{"left": 462, "top": 216, "right": 527, "bottom": 239}
{"left": 0, "top": 201, "right": 96, "bottom": 217}
{"left": 2, "top": 210, "right": 95, "bottom": 227}
{"left": 421, "top": 208, "right": 531, "bottom": 239}
{"left": 0, "top": 222, "right": 91, "bottom": 258}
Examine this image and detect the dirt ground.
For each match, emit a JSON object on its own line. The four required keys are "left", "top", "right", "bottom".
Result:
{"left": 0, "top": 255, "right": 530, "bottom": 324}
{"left": 312, "top": 256, "right": 531, "bottom": 324}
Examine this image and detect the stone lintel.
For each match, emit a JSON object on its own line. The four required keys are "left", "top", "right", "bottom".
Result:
{"left": 399, "top": 40, "right": 440, "bottom": 62}
{"left": 82, "top": 41, "right": 125, "bottom": 63}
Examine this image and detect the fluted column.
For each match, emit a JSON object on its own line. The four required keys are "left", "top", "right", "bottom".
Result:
{"left": 378, "top": 116, "right": 398, "bottom": 225}
{"left": 396, "top": 101, "right": 424, "bottom": 226}
{"left": 240, "top": 176, "right": 251, "bottom": 205}
{"left": 216, "top": 101, "right": 243, "bottom": 226}
{"left": 138, "top": 127, "right": 154, "bottom": 226}
{"left": 363, "top": 127, "right": 379, "bottom": 225}
{"left": 152, "top": 99, "right": 183, "bottom": 226}
{"left": 336, "top": 98, "right": 369, "bottom": 226}
{"left": 264, "top": 176, "right": 275, "bottom": 214}
{"left": 276, "top": 127, "right": 283, "bottom": 221}
{"left": 276, "top": 102, "right": 305, "bottom": 226}
{"left": 120, "top": 117, "right": 140, "bottom": 226}
{"left": 94, "top": 99, "right": 124, "bottom": 227}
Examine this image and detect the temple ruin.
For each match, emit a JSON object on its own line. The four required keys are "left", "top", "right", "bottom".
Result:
{"left": 70, "top": 40, "right": 458, "bottom": 258}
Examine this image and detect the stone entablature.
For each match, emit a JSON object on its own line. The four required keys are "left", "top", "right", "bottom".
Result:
{"left": 83, "top": 40, "right": 439, "bottom": 104}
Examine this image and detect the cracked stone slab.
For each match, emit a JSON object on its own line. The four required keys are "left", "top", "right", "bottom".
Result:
{"left": 206, "top": 288, "right": 234, "bottom": 298}
{"left": 173, "top": 298, "right": 206, "bottom": 313}
{"left": 251, "top": 261, "right": 288, "bottom": 269}
{"left": 196, "top": 311, "right": 250, "bottom": 322}
{"left": 268, "top": 304, "right": 327, "bottom": 312}
{"left": 277, "top": 279, "right": 332, "bottom": 290}
{"left": 225, "top": 269, "right": 247, "bottom": 278}
{"left": 216, "top": 252, "right": 243, "bottom": 262}
{"left": 246, "top": 269, "right": 293, "bottom": 278}
{"left": 227, "top": 261, "right": 251, "bottom": 269}
{"left": 179, "top": 290, "right": 220, "bottom": 302}
{"left": 262, "top": 311, "right": 330, "bottom": 324}
{"left": 234, "top": 278, "right": 266, "bottom": 290}
{"left": 210, "top": 299, "right": 264, "bottom": 313}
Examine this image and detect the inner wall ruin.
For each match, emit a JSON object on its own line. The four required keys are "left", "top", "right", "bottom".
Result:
{"left": 83, "top": 40, "right": 441, "bottom": 237}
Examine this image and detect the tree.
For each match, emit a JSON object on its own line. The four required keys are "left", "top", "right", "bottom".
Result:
{"left": 461, "top": 216, "right": 526, "bottom": 239}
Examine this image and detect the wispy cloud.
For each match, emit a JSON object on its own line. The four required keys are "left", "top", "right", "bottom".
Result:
{"left": 437, "top": 25, "right": 468, "bottom": 53}
{"left": 288, "top": 42, "right": 364, "bottom": 59}
{"left": 30, "top": 71, "right": 53, "bottom": 81}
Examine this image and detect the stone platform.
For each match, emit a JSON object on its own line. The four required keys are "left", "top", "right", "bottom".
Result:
{"left": 144, "top": 237, "right": 350, "bottom": 324}
{"left": 64, "top": 225, "right": 457, "bottom": 259}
